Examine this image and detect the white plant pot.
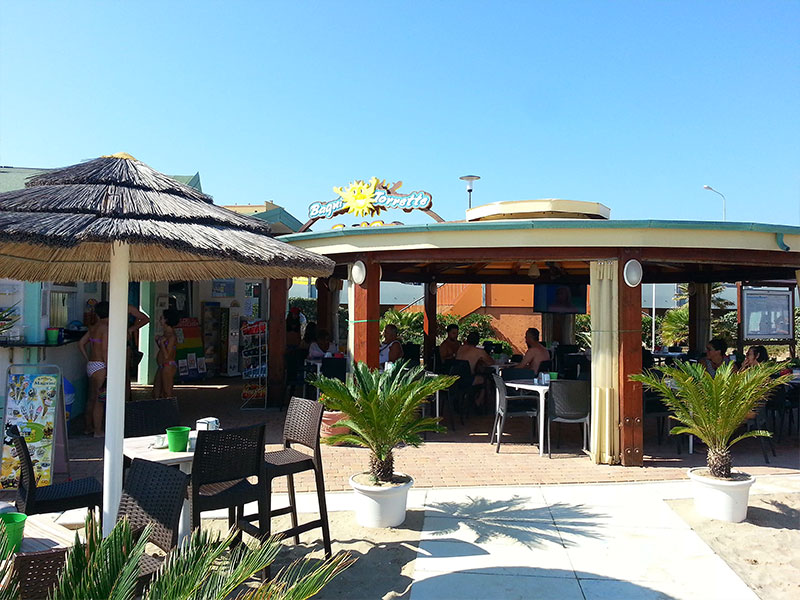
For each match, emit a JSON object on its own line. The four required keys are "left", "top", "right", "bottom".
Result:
{"left": 349, "top": 473, "right": 414, "bottom": 528}
{"left": 687, "top": 467, "right": 755, "bottom": 523}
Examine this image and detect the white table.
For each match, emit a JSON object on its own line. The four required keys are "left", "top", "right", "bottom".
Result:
{"left": 123, "top": 434, "right": 194, "bottom": 542}
{"left": 18, "top": 514, "right": 75, "bottom": 553}
{"left": 504, "top": 379, "right": 550, "bottom": 456}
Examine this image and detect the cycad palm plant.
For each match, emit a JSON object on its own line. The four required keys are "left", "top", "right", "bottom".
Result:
{"left": 1, "top": 512, "right": 352, "bottom": 600}
{"left": 632, "top": 361, "right": 790, "bottom": 478}
{"left": 312, "top": 360, "right": 456, "bottom": 482}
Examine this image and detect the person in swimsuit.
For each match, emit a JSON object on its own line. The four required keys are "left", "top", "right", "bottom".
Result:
{"left": 126, "top": 304, "right": 150, "bottom": 401}
{"left": 78, "top": 301, "right": 109, "bottom": 437}
{"left": 153, "top": 308, "right": 179, "bottom": 398}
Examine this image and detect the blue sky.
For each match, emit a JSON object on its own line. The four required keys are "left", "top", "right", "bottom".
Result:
{"left": 1, "top": 1, "right": 798, "bottom": 226}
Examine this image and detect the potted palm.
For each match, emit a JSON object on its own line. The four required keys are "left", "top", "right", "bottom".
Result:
{"left": 632, "top": 360, "right": 790, "bottom": 522}
{"left": 312, "top": 360, "right": 456, "bottom": 528}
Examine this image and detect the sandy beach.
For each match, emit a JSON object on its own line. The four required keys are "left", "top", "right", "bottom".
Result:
{"left": 668, "top": 491, "right": 800, "bottom": 600}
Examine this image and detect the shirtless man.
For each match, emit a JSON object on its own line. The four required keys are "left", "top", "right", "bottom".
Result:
{"left": 439, "top": 324, "right": 461, "bottom": 361}
{"left": 153, "top": 309, "right": 179, "bottom": 398}
{"left": 517, "top": 327, "right": 550, "bottom": 374}
{"left": 78, "top": 301, "right": 109, "bottom": 437}
{"left": 455, "top": 331, "right": 495, "bottom": 406}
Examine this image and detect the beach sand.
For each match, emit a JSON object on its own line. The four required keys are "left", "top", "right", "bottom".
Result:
{"left": 206, "top": 510, "right": 422, "bottom": 600}
{"left": 668, "top": 492, "right": 800, "bottom": 600}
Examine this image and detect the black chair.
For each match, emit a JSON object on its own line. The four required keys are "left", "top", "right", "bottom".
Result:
{"left": 510, "top": 354, "right": 523, "bottom": 363}
{"left": 189, "top": 424, "right": 268, "bottom": 540}
{"left": 444, "top": 360, "right": 474, "bottom": 430}
{"left": 491, "top": 375, "right": 538, "bottom": 452}
{"left": 546, "top": 380, "right": 591, "bottom": 458}
{"left": 552, "top": 345, "right": 579, "bottom": 373}
{"left": 320, "top": 356, "right": 346, "bottom": 382}
{"left": 401, "top": 343, "right": 421, "bottom": 366}
{"left": 13, "top": 547, "right": 67, "bottom": 600}
{"left": 124, "top": 397, "right": 181, "bottom": 438}
{"left": 746, "top": 405, "right": 777, "bottom": 464}
{"left": 6, "top": 424, "right": 101, "bottom": 516}
{"left": 764, "top": 384, "right": 789, "bottom": 443}
{"left": 251, "top": 397, "right": 332, "bottom": 559}
{"left": 117, "top": 458, "right": 189, "bottom": 589}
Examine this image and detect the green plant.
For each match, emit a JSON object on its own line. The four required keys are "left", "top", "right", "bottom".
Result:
{"left": 483, "top": 338, "right": 513, "bottom": 355}
{"left": 631, "top": 361, "right": 790, "bottom": 478}
{"left": 380, "top": 309, "right": 424, "bottom": 345}
{"left": 0, "top": 512, "right": 352, "bottom": 600}
{"left": 312, "top": 360, "right": 456, "bottom": 482}
{"left": 660, "top": 306, "right": 689, "bottom": 347}
{"left": 712, "top": 311, "right": 738, "bottom": 346}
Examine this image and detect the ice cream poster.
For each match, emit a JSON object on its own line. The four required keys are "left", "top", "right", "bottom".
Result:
{"left": 2, "top": 374, "right": 58, "bottom": 489}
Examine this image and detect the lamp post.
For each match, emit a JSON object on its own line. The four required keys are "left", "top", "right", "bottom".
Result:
{"left": 703, "top": 185, "right": 726, "bottom": 221}
{"left": 460, "top": 175, "right": 480, "bottom": 209}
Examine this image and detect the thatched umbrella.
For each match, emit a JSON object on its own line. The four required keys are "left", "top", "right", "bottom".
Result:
{"left": 0, "top": 153, "right": 334, "bottom": 532}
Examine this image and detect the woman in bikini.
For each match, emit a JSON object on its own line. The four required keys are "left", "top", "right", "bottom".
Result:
{"left": 78, "top": 301, "right": 109, "bottom": 437}
{"left": 153, "top": 309, "right": 179, "bottom": 398}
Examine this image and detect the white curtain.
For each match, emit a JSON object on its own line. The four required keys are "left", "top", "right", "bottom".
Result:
{"left": 589, "top": 260, "right": 620, "bottom": 465}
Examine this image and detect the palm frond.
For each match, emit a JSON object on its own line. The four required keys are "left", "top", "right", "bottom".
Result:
{"left": 236, "top": 553, "right": 355, "bottom": 600}
{"left": 311, "top": 360, "right": 455, "bottom": 465}
{"left": 50, "top": 512, "right": 150, "bottom": 600}
{"left": 0, "top": 523, "right": 19, "bottom": 600}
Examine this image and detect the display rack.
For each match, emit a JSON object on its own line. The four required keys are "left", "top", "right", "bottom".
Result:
{"left": 240, "top": 320, "right": 267, "bottom": 410}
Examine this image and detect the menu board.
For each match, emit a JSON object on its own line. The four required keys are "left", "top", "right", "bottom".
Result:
{"left": 2, "top": 373, "right": 58, "bottom": 489}
{"left": 742, "top": 288, "right": 794, "bottom": 340}
{"left": 175, "top": 317, "right": 205, "bottom": 381}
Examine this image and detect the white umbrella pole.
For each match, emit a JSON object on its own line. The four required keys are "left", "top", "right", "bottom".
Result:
{"left": 102, "top": 242, "right": 130, "bottom": 535}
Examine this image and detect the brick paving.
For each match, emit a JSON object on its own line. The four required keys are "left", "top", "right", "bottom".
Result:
{"left": 51, "top": 379, "right": 799, "bottom": 496}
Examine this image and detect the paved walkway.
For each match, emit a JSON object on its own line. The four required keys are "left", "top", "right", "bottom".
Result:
{"left": 281, "top": 474, "right": 799, "bottom": 599}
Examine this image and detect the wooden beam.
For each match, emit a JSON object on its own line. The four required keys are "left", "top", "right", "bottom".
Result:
{"left": 423, "top": 283, "right": 437, "bottom": 368}
{"left": 353, "top": 261, "right": 380, "bottom": 369}
{"left": 267, "top": 278, "right": 288, "bottom": 405}
{"left": 316, "top": 278, "right": 331, "bottom": 332}
{"left": 618, "top": 252, "right": 643, "bottom": 467}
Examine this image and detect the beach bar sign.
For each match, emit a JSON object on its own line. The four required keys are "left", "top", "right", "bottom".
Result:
{"left": 300, "top": 177, "right": 441, "bottom": 231}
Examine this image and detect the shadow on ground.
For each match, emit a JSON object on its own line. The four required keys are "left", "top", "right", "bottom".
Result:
{"left": 424, "top": 496, "right": 602, "bottom": 547}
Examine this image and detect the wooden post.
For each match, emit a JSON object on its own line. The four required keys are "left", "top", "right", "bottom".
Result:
{"left": 353, "top": 261, "right": 380, "bottom": 369}
{"left": 618, "top": 255, "right": 643, "bottom": 467}
{"left": 423, "top": 283, "right": 437, "bottom": 368}
{"left": 267, "top": 278, "right": 288, "bottom": 403}
{"left": 688, "top": 282, "right": 712, "bottom": 354}
{"left": 316, "top": 278, "right": 331, "bottom": 333}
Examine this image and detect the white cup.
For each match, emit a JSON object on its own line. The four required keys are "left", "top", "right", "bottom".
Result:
{"left": 154, "top": 434, "right": 167, "bottom": 448}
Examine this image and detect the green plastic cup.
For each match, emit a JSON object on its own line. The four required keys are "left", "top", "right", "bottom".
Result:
{"left": 166, "top": 426, "right": 191, "bottom": 452}
{"left": 1, "top": 512, "right": 27, "bottom": 555}
{"left": 549, "top": 372, "right": 559, "bottom": 380}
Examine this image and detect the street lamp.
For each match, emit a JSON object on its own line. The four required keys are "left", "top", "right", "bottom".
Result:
{"left": 460, "top": 175, "right": 480, "bottom": 209}
{"left": 703, "top": 185, "right": 726, "bottom": 221}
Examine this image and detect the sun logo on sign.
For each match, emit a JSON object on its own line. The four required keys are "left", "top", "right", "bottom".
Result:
{"left": 334, "top": 177, "right": 380, "bottom": 217}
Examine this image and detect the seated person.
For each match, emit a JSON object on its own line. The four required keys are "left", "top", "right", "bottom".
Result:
{"left": 516, "top": 328, "right": 550, "bottom": 374}
{"left": 741, "top": 345, "right": 769, "bottom": 370}
{"left": 439, "top": 324, "right": 461, "bottom": 361}
{"left": 455, "top": 331, "right": 495, "bottom": 407}
{"left": 379, "top": 324, "right": 404, "bottom": 367}
{"left": 301, "top": 321, "right": 317, "bottom": 351}
{"left": 308, "top": 329, "right": 335, "bottom": 359}
{"left": 703, "top": 338, "right": 730, "bottom": 376}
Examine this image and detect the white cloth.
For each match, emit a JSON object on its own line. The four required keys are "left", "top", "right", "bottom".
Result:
{"left": 379, "top": 340, "right": 401, "bottom": 365}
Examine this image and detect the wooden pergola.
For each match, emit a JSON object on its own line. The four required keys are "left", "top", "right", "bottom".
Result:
{"left": 274, "top": 216, "right": 800, "bottom": 467}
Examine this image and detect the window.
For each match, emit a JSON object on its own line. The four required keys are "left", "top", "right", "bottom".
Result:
{"left": 50, "top": 290, "right": 77, "bottom": 328}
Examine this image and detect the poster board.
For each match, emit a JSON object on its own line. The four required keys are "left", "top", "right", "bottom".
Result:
{"left": 1, "top": 364, "right": 69, "bottom": 490}
{"left": 742, "top": 287, "right": 794, "bottom": 341}
{"left": 175, "top": 317, "right": 205, "bottom": 381}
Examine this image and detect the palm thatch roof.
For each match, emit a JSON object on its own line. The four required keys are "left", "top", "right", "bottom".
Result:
{"left": 0, "top": 153, "right": 334, "bottom": 281}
